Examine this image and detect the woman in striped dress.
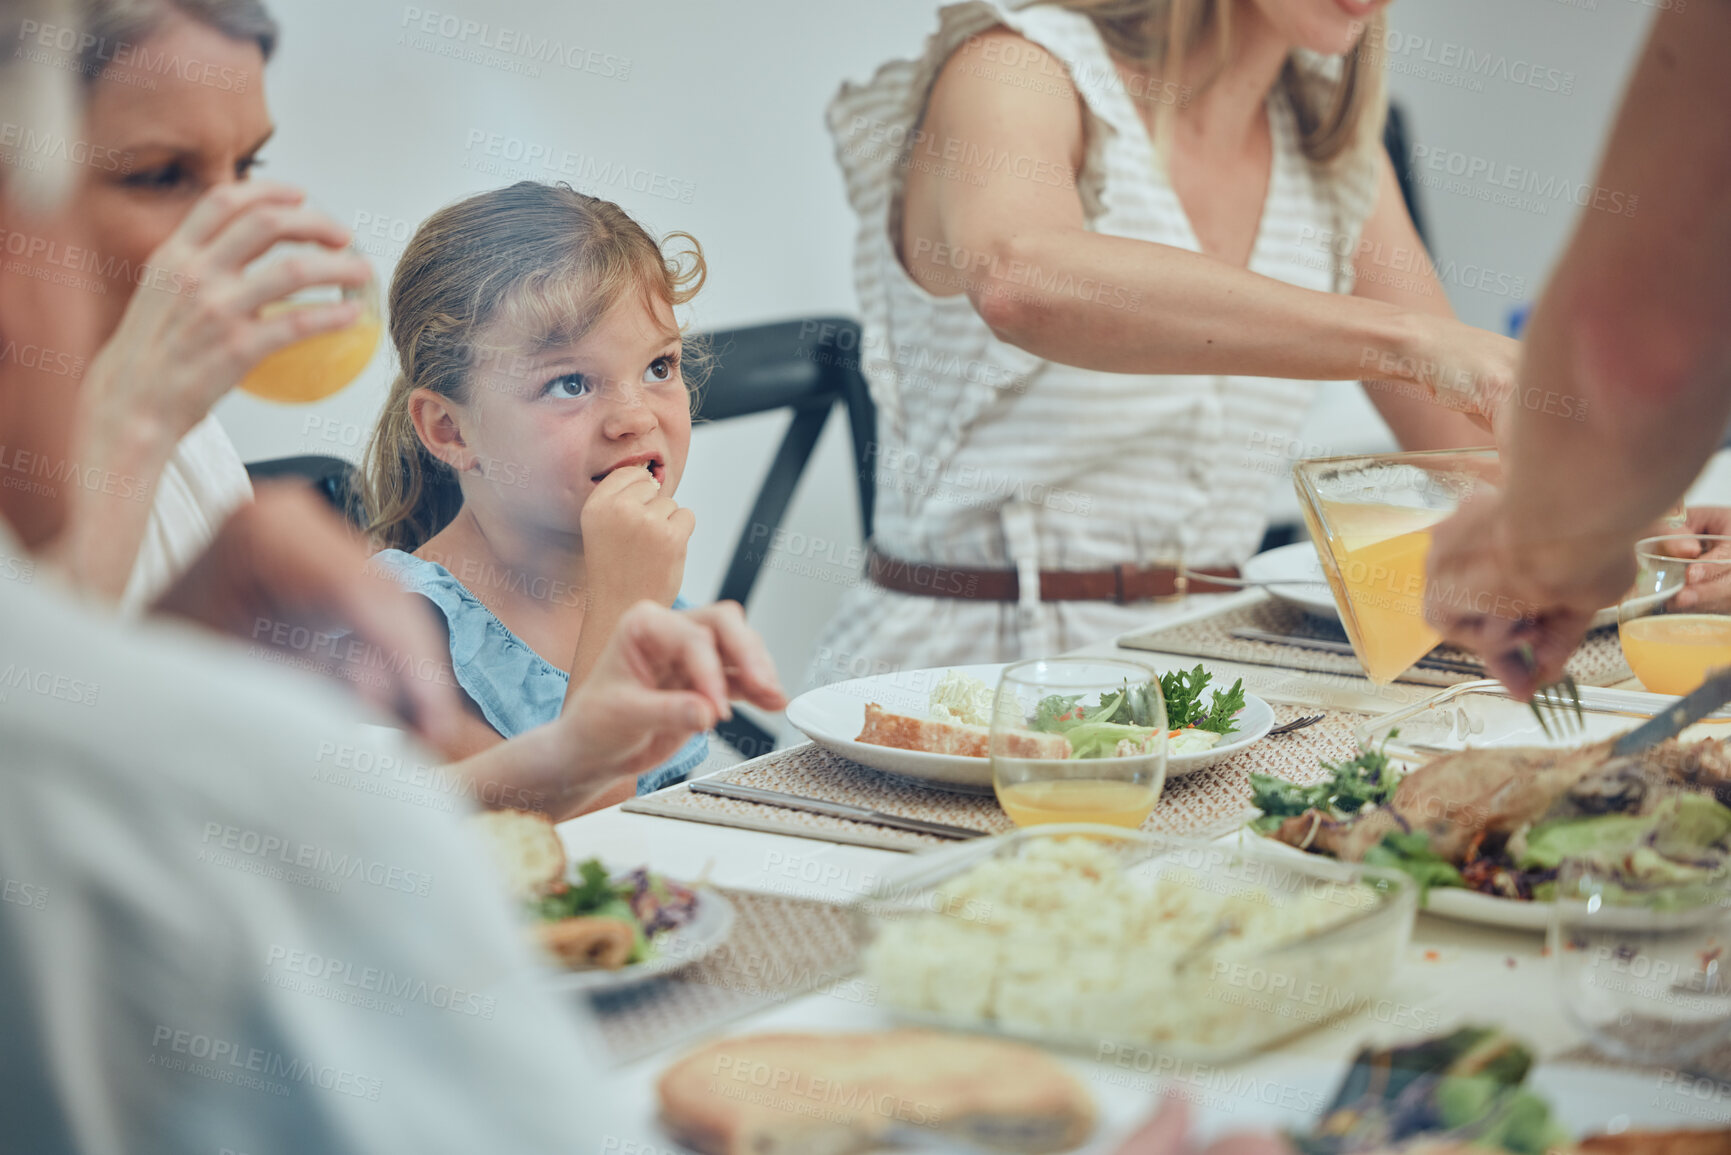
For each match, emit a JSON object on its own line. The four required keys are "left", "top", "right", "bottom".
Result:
{"left": 811, "top": 0, "right": 1514, "bottom": 683}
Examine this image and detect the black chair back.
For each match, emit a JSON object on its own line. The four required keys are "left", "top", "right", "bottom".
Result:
{"left": 692, "top": 316, "right": 878, "bottom": 756}
{"left": 697, "top": 316, "right": 876, "bottom": 607}
{"left": 1385, "top": 101, "right": 1429, "bottom": 250}
{"left": 245, "top": 455, "right": 362, "bottom": 525}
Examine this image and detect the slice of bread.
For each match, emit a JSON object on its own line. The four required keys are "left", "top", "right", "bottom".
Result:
{"left": 657, "top": 1029, "right": 1095, "bottom": 1155}
{"left": 856, "top": 703, "right": 1071, "bottom": 759}
{"left": 470, "top": 809, "right": 566, "bottom": 899}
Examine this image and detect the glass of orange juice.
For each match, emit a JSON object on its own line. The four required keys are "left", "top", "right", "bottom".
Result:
{"left": 236, "top": 241, "right": 382, "bottom": 404}
{"left": 1618, "top": 535, "right": 1731, "bottom": 696}
{"left": 1293, "top": 448, "right": 1501, "bottom": 684}
{"left": 989, "top": 657, "right": 1167, "bottom": 829}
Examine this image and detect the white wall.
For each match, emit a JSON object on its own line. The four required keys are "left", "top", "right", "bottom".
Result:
{"left": 227, "top": 0, "right": 1657, "bottom": 736}
{"left": 1271, "top": 0, "right": 1656, "bottom": 519}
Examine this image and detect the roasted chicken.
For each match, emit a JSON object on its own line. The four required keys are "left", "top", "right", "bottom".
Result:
{"left": 1269, "top": 737, "right": 1731, "bottom": 865}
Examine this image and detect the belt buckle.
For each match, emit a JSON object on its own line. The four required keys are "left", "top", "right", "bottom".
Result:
{"left": 1115, "top": 562, "right": 1185, "bottom": 605}
{"left": 1152, "top": 562, "right": 1188, "bottom": 604}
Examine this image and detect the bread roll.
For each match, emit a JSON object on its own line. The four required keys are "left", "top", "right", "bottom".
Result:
{"left": 657, "top": 1029, "right": 1094, "bottom": 1155}
{"left": 470, "top": 809, "right": 566, "bottom": 899}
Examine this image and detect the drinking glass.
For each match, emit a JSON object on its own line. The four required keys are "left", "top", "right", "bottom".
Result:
{"left": 989, "top": 657, "right": 1167, "bottom": 829}
{"left": 1619, "top": 535, "right": 1731, "bottom": 696}
{"left": 236, "top": 239, "right": 382, "bottom": 404}
{"left": 1293, "top": 448, "right": 1500, "bottom": 684}
{"left": 1549, "top": 857, "right": 1731, "bottom": 1065}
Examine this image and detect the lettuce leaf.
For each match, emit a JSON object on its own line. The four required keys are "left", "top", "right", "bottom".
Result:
{"left": 1363, "top": 831, "right": 1464, "bottom": 899}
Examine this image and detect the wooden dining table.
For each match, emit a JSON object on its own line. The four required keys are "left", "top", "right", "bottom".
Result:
{"left": 556, "top": 589, "right": 1731, "bottom": 1152}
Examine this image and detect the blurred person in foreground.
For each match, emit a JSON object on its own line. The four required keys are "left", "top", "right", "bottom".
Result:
{"left": 0, "top": 9, "right": 787, "bottom": 1152}
{"left": 1424, "top": 2, "right": 1731, "bottom": 696}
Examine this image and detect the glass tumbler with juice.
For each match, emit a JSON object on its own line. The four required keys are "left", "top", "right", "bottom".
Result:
{"left": 1619, "top": 535, "right": 1731, "bottom": 695}
{"left": 991, "top": 658, "right": 1168, "bottom": 829}
{"left": 236, "top": 240, "right": 381, "bottom": 404}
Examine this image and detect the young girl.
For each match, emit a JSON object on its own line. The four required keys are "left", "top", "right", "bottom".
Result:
{"left": 361, "top": 182, "right": 710, "bottom": 805}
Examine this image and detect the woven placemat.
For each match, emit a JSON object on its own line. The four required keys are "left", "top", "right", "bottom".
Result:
{"left": 1118, "top": 598, "right": 1631, "bottom": 688}
{"left": 588, "top": 887, "right": 863, "bottom": 1062}
{"left": 621, "top": 705, "right": 1371, "bottom": 852}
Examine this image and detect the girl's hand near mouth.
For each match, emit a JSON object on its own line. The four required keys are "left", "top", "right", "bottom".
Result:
{"left": 569, "top": 461, "right": 696, "bottom": 689}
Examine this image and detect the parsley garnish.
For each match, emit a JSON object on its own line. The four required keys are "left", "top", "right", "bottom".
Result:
{"left": 1249, "top": 729, "right": 1401, "bottom": 829}
{"left": 531, "top": 858, "right": 622, "bottom": 921}
{"left": 1159, "top": 664, "right": 1246, "bottom": 735}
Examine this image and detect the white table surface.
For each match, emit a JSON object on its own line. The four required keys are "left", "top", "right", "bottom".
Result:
{"left": 557, "top": 590, "right": 1729, "bottom": 1151}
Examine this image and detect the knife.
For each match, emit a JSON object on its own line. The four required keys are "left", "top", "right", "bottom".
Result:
{"left": 688, "top": 780, "right": 988, "bottom": 840}
{"left": 1610, "top": 665, "right": 1731, "bottom": 757}
{"left": 1228, "top": 628, "right": 1485, "bottom": 675}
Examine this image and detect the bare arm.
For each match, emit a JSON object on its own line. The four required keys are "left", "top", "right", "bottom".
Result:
{"left": 561, "top": 596, "right": 681, "bottom": 815}
{"left": 1426, "top": 2, "right": 1731, "bottom": 695}
{"left": 1350, "top": 152, "right": 1505, "bottom": 450}
{"left": 1498, "top": 1, "right": 1731, "bottom": 584}
{"left": 568, "top": 598, "right": 633, "bottom": 691}
{"left": 902, "top": 30, "right": 1515, "bottom": 412}
{"left": 456, "top": 602, "right": 786, "bottom": 822}
{"left": 413, "top": 603, "right": 637, "bottom": 818}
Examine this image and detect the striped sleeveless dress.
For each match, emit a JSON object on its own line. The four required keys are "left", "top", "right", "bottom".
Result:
{"left": 810, "top": 0, "right": 1379, "bottom": 686}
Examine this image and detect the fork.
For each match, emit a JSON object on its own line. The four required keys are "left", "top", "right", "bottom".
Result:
{"left": 1266, "top": 713, "right": 1325, "bottom": 737}
{"left": 1517, "top": 642, "right": 1586, "bottom": 740}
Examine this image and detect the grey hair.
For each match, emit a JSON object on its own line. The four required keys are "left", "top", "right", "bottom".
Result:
{"left": 0, "top": 0, "right": 83, "bottom": 208}
{"left": 75, "top": 0, "right": 277, "bottom": 83}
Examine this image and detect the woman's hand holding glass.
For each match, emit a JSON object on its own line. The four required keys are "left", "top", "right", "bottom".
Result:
{"left": 1618, "top": 534, "right": 1731, "bottom": 695}
{"left": 76, "top": 179, "right": 372, "bottom": 463}
{"left": 1655, "top": 507, "right": 1731, "bottom": 613}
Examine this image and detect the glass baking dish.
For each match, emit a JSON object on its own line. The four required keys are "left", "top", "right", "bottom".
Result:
{"left": 851, "top": 825, "right": 1416, "bottom": 1065}
{"left": 1357, "top": 679, "right": 1731, "bottom": 760}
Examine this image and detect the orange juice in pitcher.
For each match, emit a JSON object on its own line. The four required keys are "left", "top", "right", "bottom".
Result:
{"left": 1314, "top": 503, "right": 1447, "bottom": 684}
{"left": 1295, "top": 449, "right": 1499, "bottom": 685}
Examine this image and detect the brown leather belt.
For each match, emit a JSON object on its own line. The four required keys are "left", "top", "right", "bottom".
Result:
{"left": 866, "top": 547, "right": 1240, "bottom": 604}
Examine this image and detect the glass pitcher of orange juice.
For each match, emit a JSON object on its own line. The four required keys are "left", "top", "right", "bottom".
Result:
{"left": 1293, "top": 448, "right": 1500, "bottom": 684}
{"left": 236, "top": 243, "right": 381, "bottom": 405}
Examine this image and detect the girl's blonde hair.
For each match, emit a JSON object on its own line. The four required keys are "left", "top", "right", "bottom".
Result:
{"left": 360, "top": 181, "right": 706, "bottom": 553}
{"left": 1025, "top": 0, "right": 1387, "bottom": 165}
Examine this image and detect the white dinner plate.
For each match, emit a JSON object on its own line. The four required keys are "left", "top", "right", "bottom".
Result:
{"left": 1244, "top": 829, "right": 1729, "bottom": 934}
{"left": 1421, "top": 885, "right": 1550, "bottom": 931}
{"left": 1241, "top": 541, "right": 1339, "bottom": 619}
{"left": 1243, "top": 541, "right": 1619, "bottom": 631}
{"left": 545, "top": 885, "right": 734, "bottom": 995}
{"left": 1244, "top": 828, "right": 1553, "bottom": 931}
{"left": 785, "top": 663, "right": 1275, "bottom": 793}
